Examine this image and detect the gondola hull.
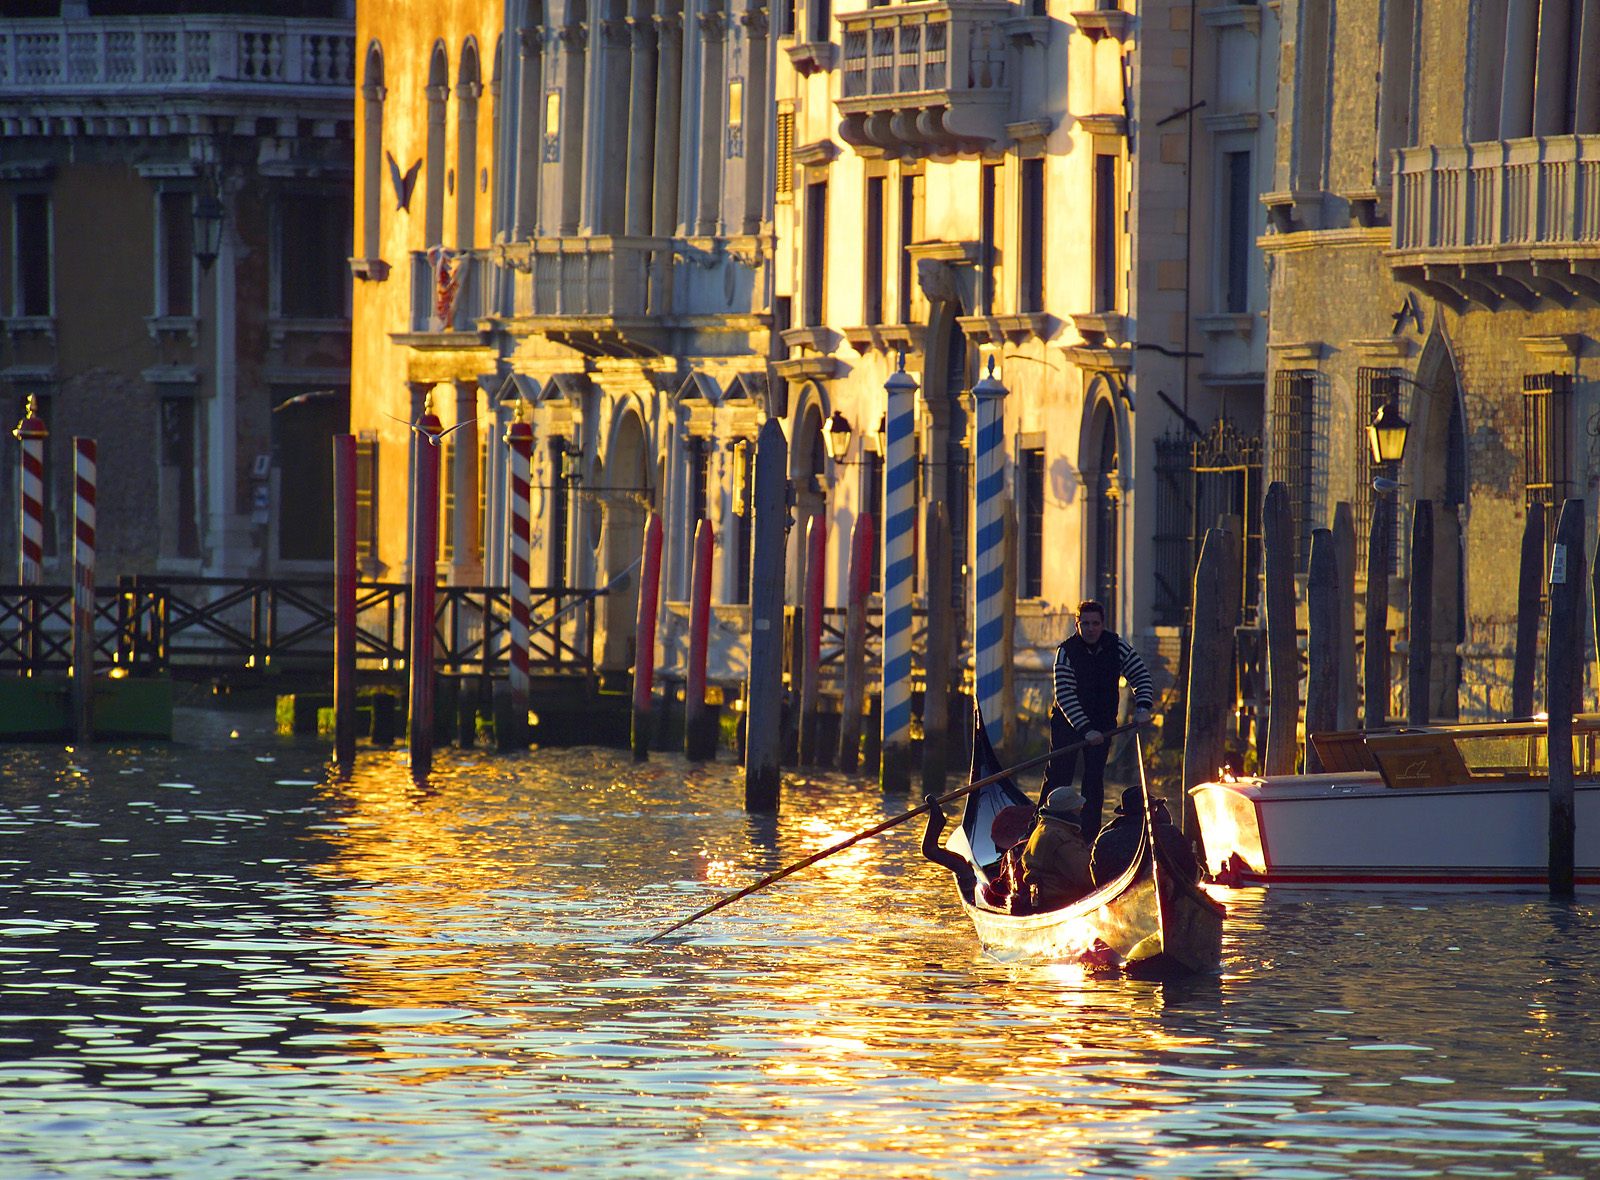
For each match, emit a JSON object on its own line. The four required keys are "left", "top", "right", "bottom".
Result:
{"left": 957, "top": 841, "right": 1224, "bottom": 977}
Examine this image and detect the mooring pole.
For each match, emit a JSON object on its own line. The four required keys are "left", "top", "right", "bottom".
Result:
{"left": 13, "top": 397, "right": 46, "bottom": 676}
{"left": 631, "top": 511, "right": 663, "bottom": 761}
{"left": 797, "top": 516, "right": 826, "bottom": 764}
{"left": 1408, "top": 499, "right": 1434, "bottom": 727}
{"left": 333, "top": 434, "right": 358, "bottom": 769}
{"left": 685, "top": 517, "right": 715, "bottom": 761}
{"left": 1184, "top": 527, "right": 1240, "bottom": 835}
{"left": 1305, "top": 527, "right": 1338, "bottom": 773}
{"left": 408, "top": 403, "right": 442, "bottom": 779}
{"left": 838, "top": 511, "right": 873, "bottom": 773}
{"left": 1332, "top": 502, "right": 1358, "bottom": 731}
{"left": 745, "top": 417, "right": 789, "bottom": 810}
{"left": 971, "top": 359, "right": 1006, "bottom": 748}
{"left": 921, "top": 502, "right": 951, "bottom": 796}
{"left": 503, "top": 407, "right": 534, "bottom": 749}
{"left": 880, "top": 357, "right": 918, "bottom": 792}
{"left": 71, "top": 436, "right": 96, "bottom": 745}
{"left": 1364, "top": 496, "right": 1392, "bottom": 728}
{"left": 1546, "top": 498, "right": 1583, "bottom": 897}
{"left": 1513, "top": 508, "right": 1545, "bottom": 718}
{"left": 1261, "top": 481, "right": 1298, "bottom": 775}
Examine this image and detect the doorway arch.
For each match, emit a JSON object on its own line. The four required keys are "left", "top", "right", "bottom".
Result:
{"left": 1081, "top": 381, "right": 1124, "bottom": 627}
{"left": 600, "top": 406, "right": 653, "bottom": 674}
{"left": 1408, "top": 327, "right": 1468, "bottom": 719}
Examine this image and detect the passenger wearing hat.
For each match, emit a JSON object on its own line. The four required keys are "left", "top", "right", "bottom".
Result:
{"left": 1089, "top": 787, "right": 1147, "bottom": 887}
{"left": 979, "top": 803, "right": 1038, "bottom": 912}
{"left": 1018, "top": 788, "right": 1095, "bottom": 911}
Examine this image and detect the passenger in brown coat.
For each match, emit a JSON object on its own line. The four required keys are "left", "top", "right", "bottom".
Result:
{"left": 1020, "top": 788, "right": 1095, "bottom": 911}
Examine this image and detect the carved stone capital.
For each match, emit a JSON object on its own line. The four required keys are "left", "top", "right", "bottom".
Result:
{"left": 698, "top": 10, "right": 727, "bottom": 40}
{"left": 601, "top": 18, "right": 630, "bottom": 45}
{"left": 626, "top": 15, "right": 658, "bottom": 47}
{"left": 558, "top": 22, "right": 588, "bottom": 49}
{"left": 652, "top": 13, "right": 684, "bottom": 41}
{"left": 457, "top": 80, "right": 483, "bottom": 101}
{"left": 739, "top": 7, "right": 769, "bottom": 36}
{"left": 425, "top": 84, "right": 450, "bottom": 104}
{"left": 518, "top": 26, "right": 546, "bottom": 56}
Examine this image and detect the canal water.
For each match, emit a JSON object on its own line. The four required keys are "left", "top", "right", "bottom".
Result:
{"left": 3, "top": 709, "right": 1599, "bottom": 1179}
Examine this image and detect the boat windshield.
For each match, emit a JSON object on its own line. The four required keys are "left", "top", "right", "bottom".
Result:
{"left": 1365, "top": 726, "right": 1600, "bottom": 787}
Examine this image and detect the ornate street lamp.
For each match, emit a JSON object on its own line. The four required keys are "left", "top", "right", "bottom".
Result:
{"left": 1367, "top": 400, "right": 1410, "bottom": 465}
{"left": 192, "top": 186, "right": 225, "bottom": 272}
{"left": 823, "top": 409, "right": 852, "bottom": 463}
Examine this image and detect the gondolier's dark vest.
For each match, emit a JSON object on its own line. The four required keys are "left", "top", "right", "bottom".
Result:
{"left": 1057, "top": 632, "right": 1123, "bottom": 731}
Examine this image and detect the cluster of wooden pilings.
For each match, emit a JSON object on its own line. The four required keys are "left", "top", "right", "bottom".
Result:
{"left": 1183, "top": 479, "right": 1583, "bottom": 896}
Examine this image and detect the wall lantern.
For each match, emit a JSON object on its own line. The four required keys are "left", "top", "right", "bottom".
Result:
{"left": 193, "top": 189, "right": 225, "bottom": 273}
{"left": 823, "top": 409, "right": 852, "bottom": 463}
{"left": 1367, "top": 400, "right": 1409, "bottom": 465}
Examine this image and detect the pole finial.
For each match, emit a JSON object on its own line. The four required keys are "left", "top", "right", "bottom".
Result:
{"left": 896, "top": 348, "right": 906, "bottom": 374}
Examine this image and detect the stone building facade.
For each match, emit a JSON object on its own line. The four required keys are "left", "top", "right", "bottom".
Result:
{"left": 1261, "top": 0, "right": 1600, "bottom": 720}
{"left": 0, "top": 1, "right": 356, "bottom": 581}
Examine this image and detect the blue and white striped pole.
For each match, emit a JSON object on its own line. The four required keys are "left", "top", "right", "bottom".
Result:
{"left": 972, "top": 357, "right": 1007, "bottom": 746}
{"left": 880, "top": 355, "right": 919, "bottom": 791}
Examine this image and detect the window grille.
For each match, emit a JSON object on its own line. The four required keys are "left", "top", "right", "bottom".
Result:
{"left": 1020, "top": 446, "right": 1045, "bottom": 600}
{"left": 774, "top": 110, "right": 794, "bottom": 201}
{"left": 1524, "top": 372, "right": 1573, "bottom": 561}
{"left": 355, "top": 435, "right": 379, "bottom": 571}
{"left": 1152, "top": 431, "right": 1191, "bottom": 626}
{"left": 1269, "top": 369, "right": 1319, "bottom": 572}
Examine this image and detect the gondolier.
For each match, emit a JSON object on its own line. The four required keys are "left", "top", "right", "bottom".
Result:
{"left": 1044, "top": 600, "right": 1153, "bottom": 837}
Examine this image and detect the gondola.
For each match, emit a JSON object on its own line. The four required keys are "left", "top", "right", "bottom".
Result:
{"left": 942, "top": 719, "right": 1224, "bottom": 977}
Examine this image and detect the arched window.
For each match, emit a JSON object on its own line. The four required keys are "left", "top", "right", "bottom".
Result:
{"left": 1089, "top": 404, "right": 1120, "bottom": 625}
{"left": 360, "top": 41, "right": 384, "bottom": 265}
{"left": 456, "top": 40, "right": 482, "bottom": 249}
{"left": 425, "top": 42, "right": 449, "bottom": 247}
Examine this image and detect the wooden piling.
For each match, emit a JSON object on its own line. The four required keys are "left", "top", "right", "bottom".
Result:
{"left": 1332, "top": 502, "right": 1358, "bottom": 731}
{"left": 1407, "top": 500, "right": 1434, "bottom": 727}
{"left": 799, "top": 516, "right": 826, "bottom": 765}
{"left": 745, "top": 418, "right": 788, "bottom": 811}
{"left": 408, "top": 430, "right": 440, "bottom": 778}
{"left": 1513, "top": 508, "right": 1544, "bottom": 718}
{"left": 1261, "top": 482, "right": 1298, "bottom": 775}
{"left": 921, "top": 502, "right": 951, "bottom": 795}
{"left": 1183, "top": 527, "right": 1241, "bottom": 835}
{"left": 631, "top": 512, "right": 663, "bottom": 761}
{"left": 838, "top": 513, "right": 873, "bottom": 772}
{"left": 685, "top": 518, "right": 716, "bottom": 761}
{"left": 1363, "top": 496, "right": 1392, "bottom": 728}
{"left": 1305, "top": 528, "right": 1338, "bottom": 772}
{"left": 71, "top": 437, "right": 96, "bottom": 745}
{"left": 333, "top": 434, "right": 358, "bottom": 769}
{"left": 1546, "top": 498, "right": 1583, "bottom": 897}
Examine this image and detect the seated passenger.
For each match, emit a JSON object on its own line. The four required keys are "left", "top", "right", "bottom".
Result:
{"left": 1149, "top": 797, "right": 1201, "bottom": 883}
{"left": 1019, "top": 788, "right": 1095, "bottom": 910}
{"left": 1089, "top": 786, "right": 1147, "bottom": 887}
{"left": 920, "top": 794, "right": 977, "bottom": 898}
{"left": 978, "top": 803, "right": 1038, "bottom": 912}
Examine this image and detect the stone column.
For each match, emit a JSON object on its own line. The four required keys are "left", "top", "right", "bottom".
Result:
{"left": 1533, "top": 0, "right": 1573, "bottom": 136}
{"left": 1577, "top": 0, "right": 1600, "bottom": 134}
{"left": 651, "top": 11, "right": 684, "bottom": 237}
{"left": 624, "top": 10, "right": 659, "bottom": 237}
{"left": 1499, "top": 0, "right": 1538, "bottom": 140}
{"left": 592, "top": 18, "right": 632, "bottom": 233}
{"left": 451, "top": 380, "right": 483, "bottom": 584}
{"left": 424, "top": 83, "right": 448, "bottom": 246}
{"left": 515, "top": 27, "right": 545, "bottom": 237}
{"left": 543, "top": 22, "right": 588, "bottom": 236}
{"left": 738, "top": 7, "right": 768, "bottom": 235}
{"left": 456, "top": 77, "right": 481, "bottom": 249}
{"left": 694, "top": 9, "right": 727, "bottom": 236}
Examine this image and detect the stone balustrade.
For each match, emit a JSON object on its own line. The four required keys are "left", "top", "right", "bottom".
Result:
{"left": 835, "top": 0, "right": 1016, "bottom": 156}
{"left": 0, "top": 17, "right": 355, "bottom": 95}
{"left": 1390, "top": 135, "right": 1600, "bottom": 306}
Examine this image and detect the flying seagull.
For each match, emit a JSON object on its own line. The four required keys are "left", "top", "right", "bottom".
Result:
{"left": 1372, "top": 476, "right": 1406, "bottom": 495}
{"left": 386, "top": 151, "right": 421, "bottom": 211}
{"left": 387, "top": 413, "right": 477, "bottom": 447}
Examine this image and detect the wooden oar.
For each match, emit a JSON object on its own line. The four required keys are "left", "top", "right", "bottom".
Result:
{"left": 639, "top": 720, "right": 1140, "bottom": 944}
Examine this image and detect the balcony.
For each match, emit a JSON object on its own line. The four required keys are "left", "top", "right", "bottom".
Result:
{"left": 494, "top": 237, "right": 672, "bottom": 357}
{"left": 0, "top": 17, "right": 354, "bottom": 99}
{"left": 836, "top": 0, "right": 1016, "bottom": 157}
{"left": 1390, "top": 136, "right": 1600, "bottom": 308}
{"left": 407, "top": 250, "right": 490, "bottom": 337}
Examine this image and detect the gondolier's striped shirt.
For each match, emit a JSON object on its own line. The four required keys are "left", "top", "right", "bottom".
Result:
{"left": 1053, "top": 635, "right": 1154, "bottom": 732}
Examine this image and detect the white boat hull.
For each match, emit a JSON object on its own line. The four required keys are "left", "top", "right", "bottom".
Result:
{"left": 1191, "top": 773, "right": 1600, "bottom": 890}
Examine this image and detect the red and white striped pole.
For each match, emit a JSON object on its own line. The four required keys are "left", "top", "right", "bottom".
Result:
{"left": 684, "top": 517, "right": 715, "bottom": 761}
{"left": 504, "top": 405, "right": 534, "bottom": 748}
{"left": 631, "top": 511, "right": 663, "bottom": 761}
{"left": 72, "top": 436, "right": 96, "bottom": 744}
{"left": 798, "top": 515, "right": 827, "bottom": 765}
{"left": 408, "top": 397, "right": 443, "bottom": 778}
{"left": 13, "top": 396, "right": 46, "bottom": 585}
